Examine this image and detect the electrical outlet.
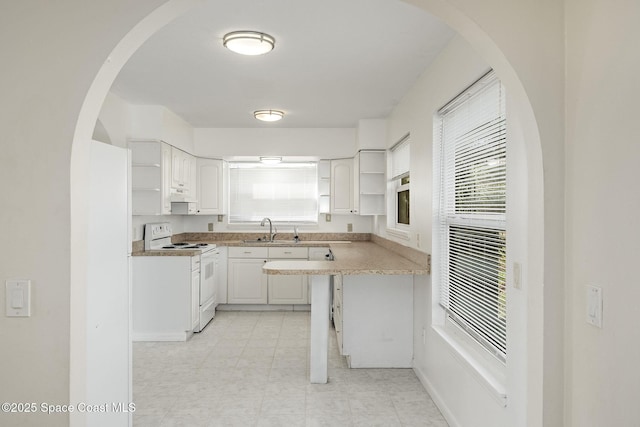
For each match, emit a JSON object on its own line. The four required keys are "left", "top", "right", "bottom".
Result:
{"left": 208, "top": 222, "right": 214, "bottom": 231}
{"left": 217, "top": 214, "right": 223, "bottom": 222}
{"left": 325, "top": 214, "right": 332, "bottom": 222}
{"left": 347, "top": 223, "right": 353, "bottom": 232}
{"left": 416, "top": 233, "right": 421, "bottom": 248}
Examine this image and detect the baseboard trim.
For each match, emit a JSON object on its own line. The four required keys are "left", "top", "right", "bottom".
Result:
{"left": 413, "top": 364, "right": 461, "bottom": 427}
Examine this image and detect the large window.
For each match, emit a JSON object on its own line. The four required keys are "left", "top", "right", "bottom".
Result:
{"left": 435, "top": 71, "right": 507, "bottom": 362}
{"left": 228, "top": 162, "right": 318, "bottom": 224}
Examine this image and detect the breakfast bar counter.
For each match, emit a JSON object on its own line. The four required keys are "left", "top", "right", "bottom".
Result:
{"left": 263, "top": 240, "right": 429, "bottom": 384}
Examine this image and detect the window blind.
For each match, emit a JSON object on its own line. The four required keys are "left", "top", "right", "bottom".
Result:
{"left": 436, "top": 70, "right": 507, "bottom": 361}
{"left": 228, "top": 162, "right": 318, "bottom": 223}
{"left": 390, "top": 133, "right": 410, "bottom": 181}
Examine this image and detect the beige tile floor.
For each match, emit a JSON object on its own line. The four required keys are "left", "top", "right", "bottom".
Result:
{"left": 133, "top": 311, "right": 449, "bottom": 427}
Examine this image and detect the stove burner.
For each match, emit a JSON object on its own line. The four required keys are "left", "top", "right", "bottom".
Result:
{"left": 173, "top": 242, "right": 189, "bottom": 246}
{"left": 162, "top": 245, "right": 176, "bottom": 249}
{"left": 196, "top": 243, "right": 209, "bottom": 247}
{"left": 182, "top": 246, "right": 200, "bottom": 249}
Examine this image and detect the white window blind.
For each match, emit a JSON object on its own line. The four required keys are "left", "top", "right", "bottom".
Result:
{"left": 229, "top": 162, "right": 318, "bottom": 223}
{"left": 390, "top": 134, "right": 410, "bottom": 180}
{"left": 436, "top": 70, "right": 507, "bottom": 361}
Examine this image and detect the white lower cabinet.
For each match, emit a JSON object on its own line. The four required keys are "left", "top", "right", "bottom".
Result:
{"left": 333, "top": 274, "right": 413, "bottom": 368}
{"left": 227, "top": 257, "right": 268, "bottom": 304}
{"left": 227, "top": 246, "right": 309, "bottom": 305}
{"left": 132, "top": 255, "right": 199, "bottom": 341}
{"left": 267, "top": 246, "right": 309, "bottom": 304}
{"left": 227, "top": 247, "right": 268, "bottom": 304}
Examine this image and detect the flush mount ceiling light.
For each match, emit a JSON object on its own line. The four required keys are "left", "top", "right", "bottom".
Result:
{"left": 260, "top": 156, "right": 282, "bottom": 165}
{"left": 254, "top": 109, "right": 284, "bottom": 122}
{"left": 223, "top": 31, "right": 275, "bottom": 56}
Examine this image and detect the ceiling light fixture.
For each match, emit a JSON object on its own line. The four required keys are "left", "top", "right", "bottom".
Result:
{"left": 223, "top": 31, "right": 275, "bottom": 56}
{"left": 254, "top": 110, "right": 284, "bottom": 122}
{"left": 260, "top": 156, "right": 282, "bottom": 165}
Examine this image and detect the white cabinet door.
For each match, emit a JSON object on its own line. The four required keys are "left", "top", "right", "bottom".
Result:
{"left": 352, "top": 152, "right": 360, "bottom": 214}
{"left": 227, "top": 258, "right": 268, "bottom": 304}
{"left": 266, "top": 247, "right": 308, "bottom": 304}
{"left": 171, "top": 147, "right": 183, "bottom": 189}
{"left": 188, "top": 155, "right": 197, "bottom": 199}
{"left": 268, "top": 267, "right": 308, "bottom": 304}
{"left": 331, "top": 158, "right": 354, "bottom": 214}
{"left": 197, "top": 158, "right": 224, "bottom": 215}
{"left": 191, "top": 267, "right": 200, "bottom": 331}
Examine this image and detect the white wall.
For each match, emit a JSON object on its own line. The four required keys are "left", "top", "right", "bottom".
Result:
{"left": 183, "top": 212, "right": 372, "bottom": 234}
{"left": 565, "top": 0, "right": 640, "bottom": 425}
{"left": 95, "top": 92, "right": 131, "bottom": 148}
{"left": 195, "top": 127, "right": 357, "bottom": 159}
{"left": 381, "top": 34, "right": 532, "bottom": 426}
{"left": 0, "top": 1, "right": 170, "bottom": 426}
{"left": 129, "top": 104, "right": 195, "bottom": 153}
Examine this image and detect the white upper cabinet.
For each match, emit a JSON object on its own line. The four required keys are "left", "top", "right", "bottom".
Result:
{"left": 331, "top": 158, "right": 354, "bottom": 214}
{"left": 170, "top": 146, "right": 196, "bottom": 199}
{"left": 355, "top": 150, "right": 386, "bottom": 215}
{"left": 129, "top": 140, "right": 172, "bottom": 215}
{"left": 318, "top": 160, "right": 331, "bottom": 214}
{"left": 196, "top": 158, "right": 227, "bottom": 215}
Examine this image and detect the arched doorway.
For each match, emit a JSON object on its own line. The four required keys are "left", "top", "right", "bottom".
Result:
{"left": 69, "top": 1, "right": 549, "bottom": 425}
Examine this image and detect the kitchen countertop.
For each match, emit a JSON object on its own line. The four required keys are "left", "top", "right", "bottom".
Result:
{"left": 263, "top": 241, "right": 429, "bottom": 276}
{"left": 131, "top": 239, "right": 349, "bottom": 256}
{"left": 131, "top": 236, "right": 431, "bottom": 276}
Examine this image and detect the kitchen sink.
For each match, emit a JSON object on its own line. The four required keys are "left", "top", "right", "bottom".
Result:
{"left": 242, "top": 239, "right": 298, "bottom": 245}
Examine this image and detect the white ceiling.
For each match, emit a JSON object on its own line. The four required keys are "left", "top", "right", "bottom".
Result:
{"left": 111, "top": 0, "right": 454, "bottom": 129}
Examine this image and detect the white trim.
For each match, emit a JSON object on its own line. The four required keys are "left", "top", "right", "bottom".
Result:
{"left": 413, "top": 364, "right": 462, "bottom": 427}
{"left": 132, "top": 332, "right": 192, "bottom": 342}
{"left": 386, "top": 227, "right": 410, "bottom": 241}
{"left": 432, "top": 324, "right": 507, "bottom": 406}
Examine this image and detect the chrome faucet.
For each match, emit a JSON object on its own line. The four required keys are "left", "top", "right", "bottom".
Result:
{"left": 293, "top": 226, "right": 299, "bottom": 243}
{"left": 260, "top": 217, "right": 276, "bottom": 242}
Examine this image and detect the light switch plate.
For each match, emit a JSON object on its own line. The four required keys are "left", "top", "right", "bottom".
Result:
{"left": 6, "top": 280, "right": 31, "bottom": 317}
{"left": 513, "top": 262, "right": 522, "bottom": 289}
{"left": 586, "top": 285, "right": 602, "bottom": 328}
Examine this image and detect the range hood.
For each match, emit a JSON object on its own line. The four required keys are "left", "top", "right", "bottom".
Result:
{"left": 171, "top": 201, "right": 197, "bottom": 215}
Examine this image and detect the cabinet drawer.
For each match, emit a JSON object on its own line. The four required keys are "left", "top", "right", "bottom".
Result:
{"left": 268, "top": 247, "right": 308, "bottom": 259}
{"left": 228, "top": 247, "right": 269, "bottom": 258}
{"left": 191, "top": 255, "right": 201, "bottom": 271}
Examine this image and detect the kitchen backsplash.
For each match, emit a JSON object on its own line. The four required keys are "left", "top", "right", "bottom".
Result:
{"left": 133, "top": 213, "right": 374, "bottom": 242}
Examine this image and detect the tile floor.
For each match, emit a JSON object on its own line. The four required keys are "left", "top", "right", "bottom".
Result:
{"left": 133, "top": 311, "right": 449, "bottom": 426}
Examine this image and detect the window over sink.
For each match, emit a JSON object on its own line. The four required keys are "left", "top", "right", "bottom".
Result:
{"left": 228, "top": 162, "right": 318, "bottom": 224}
